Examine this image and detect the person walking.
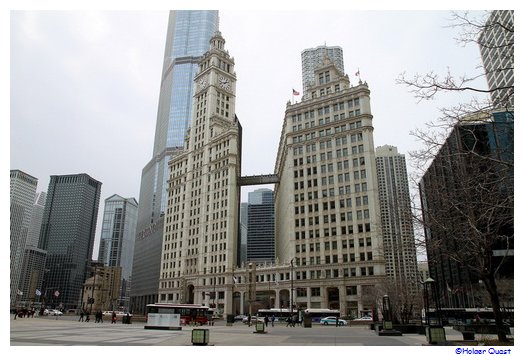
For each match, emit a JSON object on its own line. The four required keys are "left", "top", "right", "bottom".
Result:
{"left": 264, "top": 316, "right": 269, "bottom": 328}
{"left": 271, "top": 315, "right": 275, "bottom": 327}
{"left": 111, "top": 311, "right": 117, "bottom": 324}
{"left": 85, "top": 311, "right": 90, "bottom": 322}
{"left": 78, "top": 309, "right": 85, "bottom": 322}
{"left": 335, "top": 316, "right": 339, "bottom": 327}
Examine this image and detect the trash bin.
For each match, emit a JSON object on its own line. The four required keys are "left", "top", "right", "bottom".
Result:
{"left": 192, "top": 329, "right": 210, "bottom": 345}
{"left": 226, "top": 314, "right": 235, "bottom": 325}
{"left": 255, "top": 322, "right": 265, "bottom": 333}
{"left": 303, "top": 315, "right": 312, "bottom": 328}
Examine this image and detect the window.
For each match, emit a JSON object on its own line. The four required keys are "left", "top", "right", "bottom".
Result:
{"left": 346, "top": 286, "right": 357, "bottom": 295}
{"left": 311, "top": 287, "right": 321, "bottom": 297}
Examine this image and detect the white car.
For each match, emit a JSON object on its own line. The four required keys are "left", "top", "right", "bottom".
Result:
{"left": 49, "top": 309, "right": 63, "bottom": 316}
{"left": 320, "top": 316, "right": 347, "bottom": 326}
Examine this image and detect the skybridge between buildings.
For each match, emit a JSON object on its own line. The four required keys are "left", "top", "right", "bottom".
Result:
{"left": 239, "top": 174, "right": 279, "bottom": 186}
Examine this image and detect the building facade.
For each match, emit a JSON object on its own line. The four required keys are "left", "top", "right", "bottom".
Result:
{"left": 18, "top": 191, "right": 47, "bottom": 305}
{"left": 246, "top": 189, "right": 275, "bottom": 263}
{"left": 375, "top": 145, "right": 419, "bottom": 305}
{"left": 131, "top": 10, "right": 219, "bottom": 315}
{"left": 159, "top": 30, "right": 242, "bottom": 315}
{"left": 98, "top": 194, "right": 138, "bottom": 307}
{"left": 419, "top": 111, "right": 513, "bottom": 309}
{"left": 10, "top": 170, "right": 38, "bottom": 307}
{"left": 301, "top": 45, "right": 344, "bottom": 97}
{"left": 273, "top": 56, "right": 386, "bottom": 317}
{"left": 479, "top": 10, "right": 514, "bottom": 108}
{"left": 239, "top": 202, "right": 248, "bottom": 264}
{"left": 82, "top": 265, "right": 122, "bottom": 313}
{"left": 39, "top": 173, "right": 102, "bottom": 310}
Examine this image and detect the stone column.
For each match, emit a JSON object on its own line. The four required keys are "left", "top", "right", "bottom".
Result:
{"left": 338, "top": 285, "right": 347, "bottom": 316}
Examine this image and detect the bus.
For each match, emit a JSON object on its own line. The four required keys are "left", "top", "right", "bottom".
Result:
{"left": 303, "top": 308, "right": 341, "bottom": 322}
{"left": 257, "top": 308, "right": 340, "bottom": 323}
{"left": 145, "top": 303, "right": 213, "bottom": 325}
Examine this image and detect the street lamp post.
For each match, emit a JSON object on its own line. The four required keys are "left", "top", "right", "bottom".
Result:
{"left": 424, "top": 277, "right": 446, "bottom": 344}
{"left": 290, "top": 259, "right": 294, "bottom": 318}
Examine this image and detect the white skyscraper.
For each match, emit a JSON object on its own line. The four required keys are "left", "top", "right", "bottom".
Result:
{"left": 10, "top": 170, "right": 38, "bottom": 307}
{"left": 301, "top": 45, "right": 344, "bottom": 96}
{"left": 375, "top": 145, "right": 419, "bottom": 302}
{"left": 160, "top": 31, "right": 242, "bottom": 315}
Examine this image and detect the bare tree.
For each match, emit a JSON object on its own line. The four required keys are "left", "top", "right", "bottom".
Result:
{"left": 398, "top": 11, "right": 514, "bottom": 342}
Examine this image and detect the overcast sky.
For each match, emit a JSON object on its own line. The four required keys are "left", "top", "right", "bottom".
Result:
{"left": 9, "top": 5, "right": 500, "bottom": 259}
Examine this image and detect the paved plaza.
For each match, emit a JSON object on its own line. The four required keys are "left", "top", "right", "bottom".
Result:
{"left": 10, "top": 314, "right": 477, "bottom": 347}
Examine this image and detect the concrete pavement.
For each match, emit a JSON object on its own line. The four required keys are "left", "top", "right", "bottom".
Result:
{"left": 8, "top": 315, "right": 492, "bottom": 347}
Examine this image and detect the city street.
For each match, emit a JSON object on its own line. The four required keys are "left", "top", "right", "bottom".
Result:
{"left": 10, "top": 314, "right": 470, "bottom": 347}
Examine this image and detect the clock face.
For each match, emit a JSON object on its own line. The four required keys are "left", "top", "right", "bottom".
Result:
{"left": 218, "top": 76, "right": 231, "bottom": 90}
{"left": 198, "top": 75, "right": 208, "bottom": 89}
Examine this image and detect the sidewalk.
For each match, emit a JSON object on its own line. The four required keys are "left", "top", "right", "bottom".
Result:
{"left": 9, "top": 315, "right": 512, "bottom": 347}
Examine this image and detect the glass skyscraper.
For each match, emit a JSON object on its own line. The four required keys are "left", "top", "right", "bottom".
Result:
{"left": 131, "top": 10, "right": 219, "bottom": 314}
{"left": 10, "top": 170, "right": 38, "bottom": 307}
{"left": 98, "top": 194, "right": 138, "bottom": 307}
{"left": 39, "top": 174, "right": 102, "bottom": 310}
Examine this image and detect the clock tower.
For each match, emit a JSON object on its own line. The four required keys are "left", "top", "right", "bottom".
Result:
{"left": 161, "top": 30, "right": 242, "bottom": 315}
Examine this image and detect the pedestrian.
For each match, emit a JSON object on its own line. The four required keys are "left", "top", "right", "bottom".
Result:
{"left": 335, "top": 316, "right": 339, "bottom": 327}
{"left": 271, "top": 315, "right": 275, "bottom": 327}
{"left": 85, "top": 311, "right": 90, "bottom": 322}
{"left": 247, "top": 314, "right": 251, "bottom": 327}
{"left": 292, "top": 314, "right": 298, "bottom": 327}
{"left": 264, "top": 316, "right": 269, "bottom": 327}
{"left": 13, "top": 308, "right": 17, "bottom": 320}
{"left": 79, "top": 309, "right": 85, "bottom": 322}
{"left": 111, "top": 311, "right": 117, "bottom": 324}
{"left": 286, "top": 316, "right": 291, "bottom": 327}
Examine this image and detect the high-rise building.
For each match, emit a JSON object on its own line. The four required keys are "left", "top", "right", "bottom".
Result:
{"left": 301, "top": 45, "right": 344, "bottom": 96}
{"left": 131, "top": 10, "right": 219, "bottom": 314}
{"left": 239, "top": 202, "right": 248, "bottom": 263}
{"left": 159, "top": 30, "right": 242, "bottom": 315}
{"left": 98, "top": 194, "right": 138, "bottom": 307}
{"left": 274, "top": 56, "right": 386, "bottom": 316}
{"left": 479, "top": 10, "right": 514, "bottom": 108}
{"left": 375, "top": 145, "right": 419, "bottom": 302}
{"left": 246, "top": 188, "right": 275, "bottom": 263}
{"left": 18, "top": 191, "right": 47, "bottom": 305}
{"left": 39, "top": 173, "right": 102, "bottom": 310}
{"left": 419, "top": 112, "right": 513, "bottom": 308}
{"left": 10, "top": 169, "right": 38, "bottom": 307}
{"left": 26, "top": 192, "right": 47, "bottom": 248}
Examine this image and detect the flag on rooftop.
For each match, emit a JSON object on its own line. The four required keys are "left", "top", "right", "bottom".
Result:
{"left": 292, "top": 89, "right": 300, "bottom": 96}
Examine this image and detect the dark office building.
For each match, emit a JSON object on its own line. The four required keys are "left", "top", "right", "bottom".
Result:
{"left": 419, "top": 111, "right": 513, "bottom": 308}
{"left": 39, "top": 174, "right": 102, "bottom": 310}
{"left": 246, "top": 189, "right": 275, "bottom": 263}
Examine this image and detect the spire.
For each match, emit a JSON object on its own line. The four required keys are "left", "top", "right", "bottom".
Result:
{"left": 210, "top": 30, "right": 225, "bottom": 50}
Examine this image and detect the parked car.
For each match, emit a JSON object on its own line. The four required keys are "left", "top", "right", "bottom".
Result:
{"left": 234, "top": 314, "right": 246, "bottom": 321}
{"left": 48, "top": 309, "right": 63, "bottom": 316}
{"left": 320, "top": 316, "right": 347, "bottom": 326}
